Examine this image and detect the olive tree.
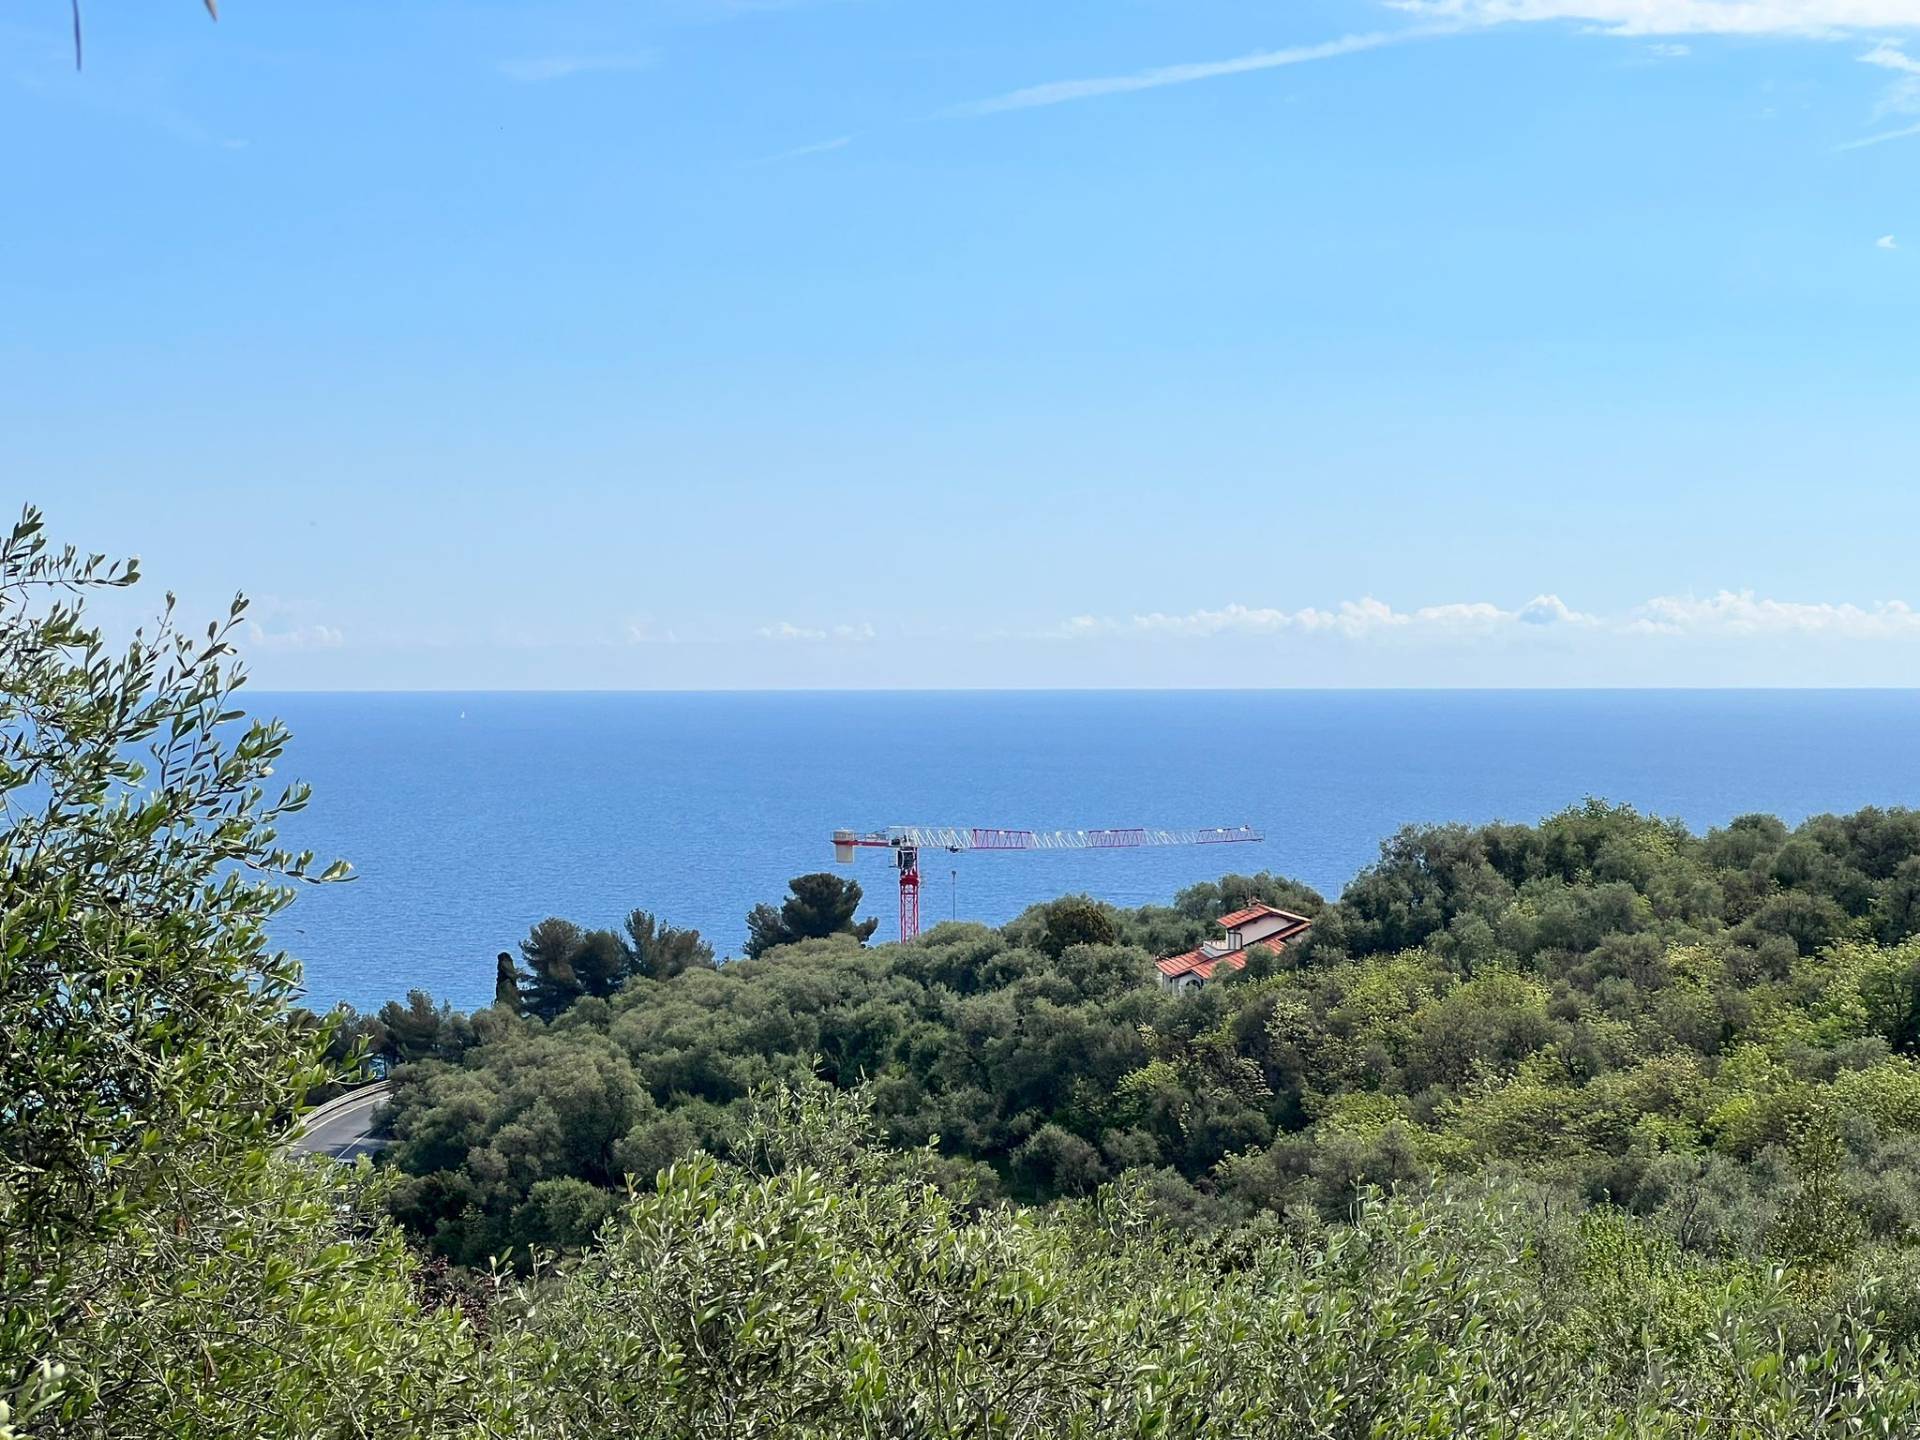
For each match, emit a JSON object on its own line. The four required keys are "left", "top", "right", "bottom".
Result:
{"left": 0, "top": 507, "right": 490, "bottom": 1436}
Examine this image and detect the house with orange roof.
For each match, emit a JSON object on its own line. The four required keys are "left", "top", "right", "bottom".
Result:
{"left": 1155, "top": 902, "right": 1313, "bottom": 995}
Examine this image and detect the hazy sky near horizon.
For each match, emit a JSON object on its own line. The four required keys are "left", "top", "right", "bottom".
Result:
{"left": 6, "top": 0, "right": 1920, "bottom": 688}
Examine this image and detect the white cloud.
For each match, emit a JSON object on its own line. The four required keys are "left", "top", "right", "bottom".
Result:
{"left": 624, "top": 618, "right": 681, "bottom": 645}
{"left": 1840, "top": 118, "right": 1920, "bottom": 144}
{"left": 498, "top": 53, "right": 656, "bottom": 83}
{"left": 1518, "top": 593, "right": 1594, "bottom": 625}
{"left": 1880, "top": 233, "right": 1900, "bottom": 247}
{"left": 944, "top": 2, "right": 1920, "bottom": 126}
{"left": 1053, "top": 592, "right": 1920, "bottom": 644}
{"left": 758, "top": 135, "right": 853, "bottom": 162}
{"left": 952, "top": 30, "right": 1422, "bottom": 115}
{"left": 245, "top": 621, "right": 343, "bottom": 652}
{"left": 1407, "top": 600, "right": 1514, "bottom": 628}
{"left": 1861, "top": 38, "right": 1920, "bottom": 69}
{"left": 1630, "top": 591, "right": 1920, "bottom": 636}
{"left": 1055, "top": 594, "right": 1596, "bottom": 640}
{"left": 757, "top": 620, "right": 876, "bottom": 642}
{"left": 1860, "top": 39, "right": 1920, "bottom": 114}
{"left": 1388, "top": 0, "right": 1920, "bottom": 37}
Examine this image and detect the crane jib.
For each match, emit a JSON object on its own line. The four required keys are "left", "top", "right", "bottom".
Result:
{"left": 833, "top": 823, "right": 1263, "bottom": 941}
{"left": 880, "top": 825, "right": 1262, "bottom": 852}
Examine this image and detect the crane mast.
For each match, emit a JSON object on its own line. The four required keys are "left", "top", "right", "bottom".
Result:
{"left": 833, "top": 824, "right": 1262, "bottom": 941}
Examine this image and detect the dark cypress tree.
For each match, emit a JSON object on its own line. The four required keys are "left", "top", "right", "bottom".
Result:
{"left": 494, "top": 951, "right": 523, "bottom": 1013}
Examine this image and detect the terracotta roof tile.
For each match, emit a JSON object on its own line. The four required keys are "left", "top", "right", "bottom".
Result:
{"left": 1155, "top": 947, "right": 1206, "bottom": 977}
{"left": 1154, "top": 933, "right": 1296, "bottom": 981}
{"left": 1215, "top": 902, "right": 1313, "bottom": 930}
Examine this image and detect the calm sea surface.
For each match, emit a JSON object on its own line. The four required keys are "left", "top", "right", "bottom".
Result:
{"left": 261, "top": 690, "right": 1920, "bottom": 1012}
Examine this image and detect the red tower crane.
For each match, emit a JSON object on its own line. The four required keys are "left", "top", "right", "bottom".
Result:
{"left": 832, "top": 824, "right": 1263, "bottom": 941}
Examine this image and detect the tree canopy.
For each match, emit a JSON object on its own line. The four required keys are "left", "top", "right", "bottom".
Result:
{"left": 743, "top": 871, "right": 878, "bottom": 957}
{"left": 513, "top": 909, "right": 715, "bottom": 1021}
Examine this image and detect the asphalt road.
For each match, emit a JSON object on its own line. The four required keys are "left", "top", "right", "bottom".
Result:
{"left": 291, "top": 1083, "right": 392, "bottom": 1161}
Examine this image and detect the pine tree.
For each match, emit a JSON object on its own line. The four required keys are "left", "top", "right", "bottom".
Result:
{"left": 743, "top": 873, "right": 879, "bottom": 958}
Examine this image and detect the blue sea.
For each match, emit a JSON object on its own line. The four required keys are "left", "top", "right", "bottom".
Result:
{"left": 263, "top": 691, "right": 1920, "bottom": 1013}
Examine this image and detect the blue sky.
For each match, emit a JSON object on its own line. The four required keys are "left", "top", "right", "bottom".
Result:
{"left": 6, "top": 0, "right": 1919, "bottom": 688}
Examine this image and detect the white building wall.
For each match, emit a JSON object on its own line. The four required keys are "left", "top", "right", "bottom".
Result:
{"left": 1237, "top": 913, "right": 1293, "bottom": 947}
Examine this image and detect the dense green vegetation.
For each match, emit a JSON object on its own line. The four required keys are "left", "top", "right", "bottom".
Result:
{"left": 376, "top": 803, "right": 1920, "bottom": 1292}
{"left": 0, "top": 511, "right": 482, "bottom": 1437}
{"left": 16, "top": 501, "right": 1920, "bottom": 1437}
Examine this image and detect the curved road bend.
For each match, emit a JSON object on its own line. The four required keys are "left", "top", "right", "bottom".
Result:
{"left": 291, "top": 1082, "right": 392, "bottom": 1161}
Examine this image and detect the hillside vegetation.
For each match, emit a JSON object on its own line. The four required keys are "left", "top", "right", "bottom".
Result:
{"left": 373, "top": 801, "right": 1920, "bottom": 1309}
{"left": 15, "top": 501, "right": 1920, "bottom": 1438}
